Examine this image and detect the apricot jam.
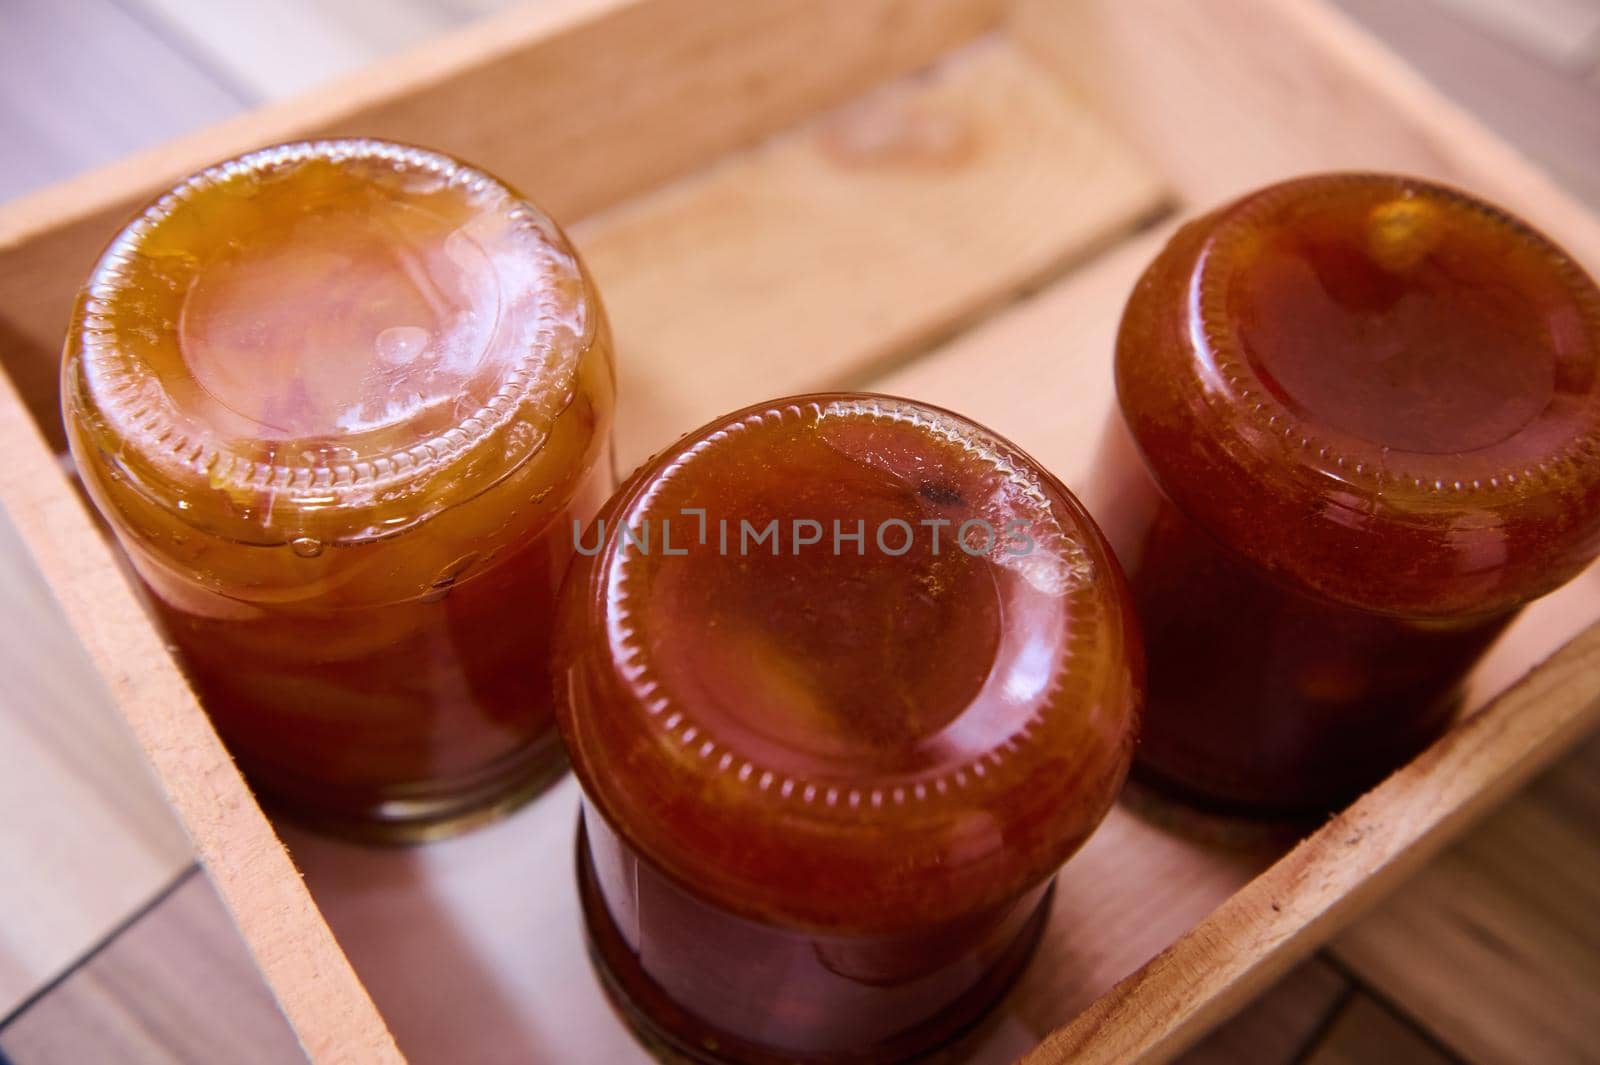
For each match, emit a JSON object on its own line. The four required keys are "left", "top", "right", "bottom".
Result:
{"left": 555, "top": 394, "right": 1140, "bottom": 1063}
{"left": 1104, "top": 172, "right": 1600, "bottom": 816}
{"left": 62, "top": 140, "right": 615, "bottom": 840}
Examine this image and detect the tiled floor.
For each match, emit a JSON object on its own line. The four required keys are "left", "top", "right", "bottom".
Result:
{"left": 1, "top": 1, "right": 1598, "bottom": 1063}
{"left": 0, "top": 869, "right": 305, "bottom": 1065}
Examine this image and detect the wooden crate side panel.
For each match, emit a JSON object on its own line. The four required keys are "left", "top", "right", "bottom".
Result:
{"left": 0, "top": 0, "right": 1003, "bottom": 448}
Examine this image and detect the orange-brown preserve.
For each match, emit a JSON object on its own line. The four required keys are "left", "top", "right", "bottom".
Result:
{"left": 62, "top": 140, "right": 615, "bottom": 840}
{"left": 555, "top": 394, "right": 1140, "bottom": 1064}
{"left": 1103, "top": 172, "right": 1600, "bottom": 815}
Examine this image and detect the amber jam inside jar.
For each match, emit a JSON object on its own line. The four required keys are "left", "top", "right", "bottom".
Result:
{"left": 1104, "top": 172, "right": 1600, "bottom": 817}
{"left": 556, "top": 394, "right": 1140, "bottom": 1064}
{"left": 62, "top": 140, "right": 615, "bottom": 841}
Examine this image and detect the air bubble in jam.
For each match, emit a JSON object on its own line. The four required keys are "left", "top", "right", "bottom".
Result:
{"left": 421, "top": 552, "right": 480, "bottom": 602}
{"left": 290, "top": 536, "right": 323, "bottom": 558}
{"left": 375, "top": 325, "right": 432, "bottom": 365}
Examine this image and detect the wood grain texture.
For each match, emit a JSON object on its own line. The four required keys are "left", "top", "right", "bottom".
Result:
{"left": 0, "top": 0, "right": 1006, "bottom": 449}
{"left": 0, "top": 504, "right": 191, "bottom": 1018}
{"left": 573, "top": 34, "right": 1167, "bottom": 467}
{"left": 0, "top": 869, "right": 307, "bottom": 1065}
{"left": 1174, "top": 958, "right": 1351, "bottom": 1065}
{"left": 1300, "top": 993, "right": 1458, "bottom": 1065}
{"left": 0, "top": 370, "right": 397, "bottom": 1063}
{"left": 0, "top": 0, "right": 247, "bottom": 203}
{"left": 1333, "top": 730, "right": 1600, "bottom": 1065}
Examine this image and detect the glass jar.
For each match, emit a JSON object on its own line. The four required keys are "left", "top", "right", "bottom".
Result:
{"left": 62, "top": 139, "right": 615, "bottom": 841}
{"left": 555, "top": 394, "right": 1141, "bottom": 1064}
{"left": 1102, "top": 172, "right": 1600, "bottom": 817}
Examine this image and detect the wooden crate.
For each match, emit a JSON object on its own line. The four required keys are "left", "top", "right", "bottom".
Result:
{"left": 2, "top": 1, "right": 1599, "bottom": 1062}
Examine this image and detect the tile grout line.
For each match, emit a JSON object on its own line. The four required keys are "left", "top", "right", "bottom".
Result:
{"left": 1319, "top": 950, "right": 1472, "bottom": 1063}
{"left": 1285, "top": 968, "right": 1359, "bottom": 1065}
{"left": 0, "top": 862, "right": 202, "bottom": 1035}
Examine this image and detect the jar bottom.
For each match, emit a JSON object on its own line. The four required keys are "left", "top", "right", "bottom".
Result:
{"left": 575, "top": 821, "right": 1051, "bottom": 1065}
{"left": 250, "top": 731, "right": 569, "bottom": 845}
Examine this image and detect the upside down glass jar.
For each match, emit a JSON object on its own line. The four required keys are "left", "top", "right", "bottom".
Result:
{"left": 555, "top": 394, "right": 1141, "bottom": 1064}
{"left": 62, "top": 139, "right": 615, "bottom": 841}
{"left": 1101, "top": 172, "right": 1600, "bottom": 818}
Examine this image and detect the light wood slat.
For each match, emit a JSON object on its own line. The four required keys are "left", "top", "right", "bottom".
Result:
{"left": 0, "top": 870, "right": 307, "bottom": 1065}
{"left": 1301, "top": 993, "right": 1458, "bottom": 1065}
{"left": 129, "top": 0, "right": 511, "bottom": 100}
{"left": 1333, "top": 731, "right": 1600, "bottom": 1065}
{"left": 0, "top": 361, "right": 398, "bottom": 1062}
{"left": 572, "top": 34, "right": 1168, "bottom": 467}
{"left": 0, "top": 0, "right": 247, "bottom": 203}
{"left": 1008, "top": 0, "right": 1600, "bottom": 275}
{"left": 872, "top": 224, "right": 1166, "bottom": 491}
{"left": 0, "top": 505, "right": 191, "bottom": 1019}
{"left": 0, "top": 0, "right": 1008, "bottom": 449}
{"left": 1175, "top": 959, "right": 1351, "bottom": 1065}
{"left": 1334, "top": 0, "right": 1600, "bottom": 210}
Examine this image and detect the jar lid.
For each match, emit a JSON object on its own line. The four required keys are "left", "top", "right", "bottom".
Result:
{"left": 1118, "top": 173, "right": 1600, "bottom": 617}
{"left": 64, "top": 139, "right": 593, "bottom": 545}
{"left": 557, "top": 394, "right": 1141, "bottom": 931}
